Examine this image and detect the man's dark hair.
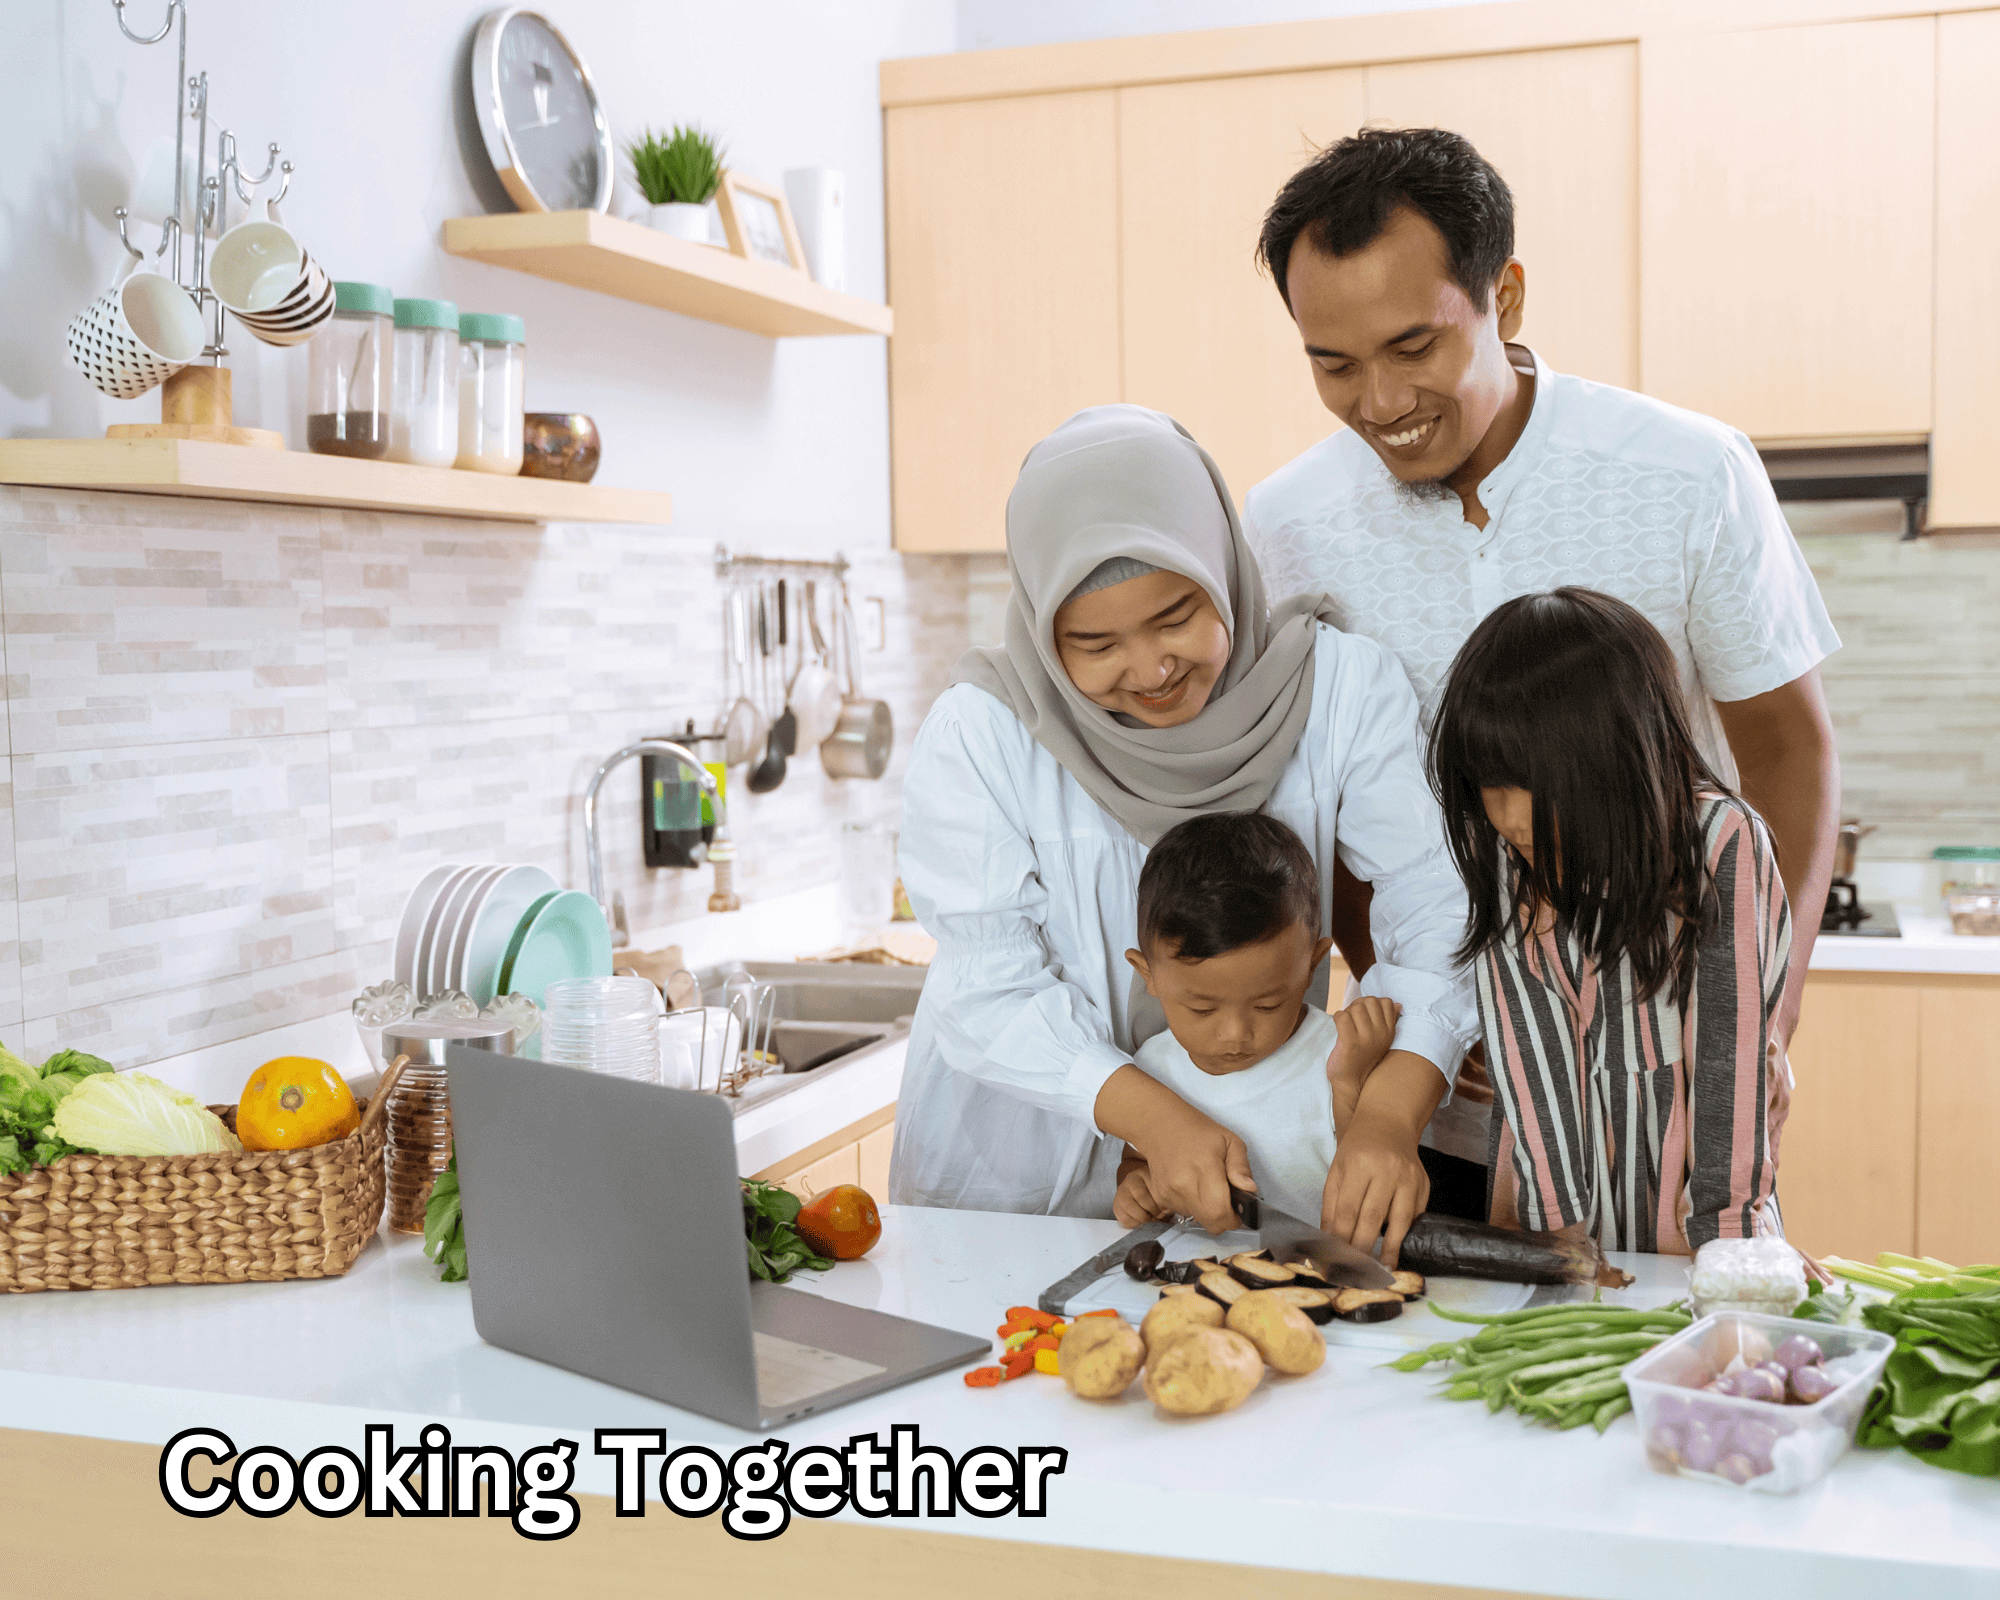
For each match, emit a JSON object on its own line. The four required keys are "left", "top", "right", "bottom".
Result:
{"left": 1257, "top": 127, "right": 1514, "bottom": 312}
{"left": 1137, "top": 812, "right": 1320, "bottom": 960}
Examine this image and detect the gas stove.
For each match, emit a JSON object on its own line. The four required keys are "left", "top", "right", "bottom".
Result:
{"left": 1821, "top": 877, "right": 1900, "bottom": 937}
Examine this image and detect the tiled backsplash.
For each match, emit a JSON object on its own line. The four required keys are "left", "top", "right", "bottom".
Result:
{"left": 0, "top": 486, "right": 970, "bottom": 1069}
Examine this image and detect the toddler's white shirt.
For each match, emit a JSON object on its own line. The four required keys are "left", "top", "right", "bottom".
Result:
{"left": 1135, "top": 1004, "right": 1340, "bottom": 1226}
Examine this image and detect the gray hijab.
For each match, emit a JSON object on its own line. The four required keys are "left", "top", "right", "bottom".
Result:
{"left": 952, "top": 405, "right": 1337, "bottom": 846}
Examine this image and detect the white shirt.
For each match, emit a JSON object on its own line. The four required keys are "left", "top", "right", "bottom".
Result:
{"left": 890, "top": 623, "right": 1480, "bottom": 1217}
{"left": 1136, "top": 1005, "right": 1341, "bottom": 1228}
{"left": 1244, "top": 348, "right": 1842, "bottom": 785}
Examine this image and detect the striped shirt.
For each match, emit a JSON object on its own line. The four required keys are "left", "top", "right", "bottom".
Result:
{"left": 1477, "top": 795, "right": 1791, "bottom": 1255}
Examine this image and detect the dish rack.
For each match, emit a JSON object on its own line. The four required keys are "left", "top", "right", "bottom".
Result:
{"left": 659, "top": 968, "right": 779, "bottom": 1097}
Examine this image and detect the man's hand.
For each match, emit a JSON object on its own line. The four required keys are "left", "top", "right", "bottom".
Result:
{"left": 1094, "top": 1065, "right": 1253, "bottom": 1234}
{"left": 1320, "top": 1048, "right": 1448, "bottom": 1266}
{"left": 1327, "top": 996, "right": 1401, "bottom": 1131}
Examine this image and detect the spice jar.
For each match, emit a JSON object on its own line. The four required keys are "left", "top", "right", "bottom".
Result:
{"left": 307, "top": 281, "right": 394, "bottom": 459}
{"left": 379, "top": 1019, "right": 513, "bottom": 1233}
{"left": 388, "top": 297, "right": 459, "bottom": 468}
{"left": 455, "top": 311, "right": 526, "bottom": 474}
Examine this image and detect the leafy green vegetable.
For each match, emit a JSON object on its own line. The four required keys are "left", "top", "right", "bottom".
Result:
{"left": 1857, "top": 1282, "right": 2000, "bottom": 1477}
{"left": 742, "top": 1178, "right": 832, "bottom": 1283}
{"left": 0, "top": 1134, "right": 26, "bottom": 1178}
{"left": 423, "top": 1148, "right": 467, "bottom": 1283}
{"left": 52, "top": 1071, "right": 240, "bottom": 1157}
{"left": 38, "top": 1049, "right": 113, "bottom": 1079}
{"left": 0, "top": 1042, "right": 36, "bottom": 1093}
{"left": 1793, "top": 1278, "right": 1867, "bottom": 1326}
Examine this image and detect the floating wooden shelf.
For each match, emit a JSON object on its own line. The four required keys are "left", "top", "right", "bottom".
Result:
{"left": 441, "top": 211, "right": 895, "bottom": 339}
{"left": 0, "top": 438, "right": 673, "bottom": 525}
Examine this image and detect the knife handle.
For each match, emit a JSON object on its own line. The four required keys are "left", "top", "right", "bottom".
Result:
{"left": 1228, "top": 1184, "right": 1260, "bottom": 1231}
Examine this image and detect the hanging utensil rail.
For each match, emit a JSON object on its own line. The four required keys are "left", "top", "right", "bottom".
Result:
{"left": 713, "top": 544, "right": 850, "bottom": 582}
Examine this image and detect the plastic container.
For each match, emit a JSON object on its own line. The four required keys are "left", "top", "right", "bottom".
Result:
{"left": 379, "top": 1018, "right": 515, "bottom": 1233}
{"left": 541, "top": 975, "right": 663, "bottom": 1084}
{"left": 1625, "top": 1311, "right": 1894, "bottom": 1494}
{"left": 455, "top": 311, "right": 525, "bottom": 474}
{"left": 1937, "top": 848, "right": 2000, "bottom": 934}
{"left": 1946, "top": 885, "right": 2000, "bottom": 937}
{"left": 388, "top": 297, "right": 459, "bottom": 468}
{"left": 307, "top": 281, "right": 393, "bottom": 459}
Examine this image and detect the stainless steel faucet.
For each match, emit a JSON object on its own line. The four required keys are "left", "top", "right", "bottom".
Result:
{"left": 581, "top": 739, "right": 737, "bottom": 946}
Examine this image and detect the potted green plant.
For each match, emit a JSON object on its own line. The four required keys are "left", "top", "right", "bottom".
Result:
{"left": 627, "top": 125, "right": 726, "bottom": 244}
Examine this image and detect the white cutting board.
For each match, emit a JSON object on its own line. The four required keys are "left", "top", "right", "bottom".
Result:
{"left": 1051, "top": 1222, "right": 1591, "bottom": 1352}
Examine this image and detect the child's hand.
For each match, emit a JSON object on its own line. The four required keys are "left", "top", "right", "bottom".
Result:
{"left": 1113, "top": 1161, "right": 1174, "bottom": 1228}
{"left": 1327, "top": 996, "right": 1402, "bottom": 1131}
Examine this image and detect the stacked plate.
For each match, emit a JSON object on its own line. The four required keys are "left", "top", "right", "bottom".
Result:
{"left": 394, "top": 862, "right": 604, "bottom": 1005}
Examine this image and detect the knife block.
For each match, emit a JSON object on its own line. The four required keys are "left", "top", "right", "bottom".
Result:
{"left": 106, "top": 365, "right": 284, "bottom": 449}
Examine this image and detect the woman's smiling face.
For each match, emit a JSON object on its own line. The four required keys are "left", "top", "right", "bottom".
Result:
{"left": 1053, "top": 570, "right": 1231, "bottom": 728}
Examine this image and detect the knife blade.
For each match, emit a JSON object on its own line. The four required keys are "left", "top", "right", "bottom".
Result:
{"left": 1230, "top": 1185, "right": 1394, "bottom": 1290}
{"left": 1037, "top": 1217, "right": 1173, "bottom": 1316}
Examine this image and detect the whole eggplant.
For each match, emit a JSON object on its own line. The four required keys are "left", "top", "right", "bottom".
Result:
{"left": 1398, "top": 1212, "right": 1628, "bottom": 1287}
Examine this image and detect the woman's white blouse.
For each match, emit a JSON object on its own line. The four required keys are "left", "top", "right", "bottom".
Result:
{"left": 890, "top": 623, "right": 1480, "bottom": 1217}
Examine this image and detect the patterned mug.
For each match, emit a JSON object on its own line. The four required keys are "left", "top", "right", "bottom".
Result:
{"left": 208, "top": 199, "right": 333, "bottom": 346}
{"left": 66, "top": 255, "right": 205, "bottom": 400}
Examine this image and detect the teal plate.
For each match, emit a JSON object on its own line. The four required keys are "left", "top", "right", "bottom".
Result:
{"left": 495, "top": 890, "right": 613, "bottom": 1005}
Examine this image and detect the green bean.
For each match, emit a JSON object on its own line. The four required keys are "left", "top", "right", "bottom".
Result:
{"left": 1593, "top": 1394, "right": 1633, "bottom": 1433}
{"left": 1526, "top": 1373, "right": 1631, "bottom": 1406}
{"left": 1506, "top": 1351, "right": 1630, "bottom": 1388}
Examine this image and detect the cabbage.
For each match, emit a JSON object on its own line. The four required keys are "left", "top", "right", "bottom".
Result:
{"left": 53, "top": 1071, "right": 242, "bottom": 1157}
{"left": 0, "top": 1042, "right": 35, "bottom": 1093}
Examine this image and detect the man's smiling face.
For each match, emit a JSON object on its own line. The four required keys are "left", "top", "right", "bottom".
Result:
{"left": 1284, "top": 206, "right": 1522, "bottom": 491}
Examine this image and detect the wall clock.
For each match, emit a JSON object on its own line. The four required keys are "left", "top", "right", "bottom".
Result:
{"left": 470, "top": 9, "right": 614, "bottom": 214}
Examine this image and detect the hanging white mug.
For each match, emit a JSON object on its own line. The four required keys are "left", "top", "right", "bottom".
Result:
{"left": 65, "top": 254, "right": 205, "bottom": 400}
{"left": 208, "top": 198, "right": 333, "bottom": 346}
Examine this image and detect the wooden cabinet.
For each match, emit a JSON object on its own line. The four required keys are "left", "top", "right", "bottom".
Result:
{"left": 1782, "top": 973, "right": 1921, "bottom": 1260}
{"left": 1362, "top": 44, "right": 1639, "bottom": 392}
{"left": 1917, "top": 981, "right": 2000, "bottom": 1265}
{"left": 1638, "top": 19, "right": 1936, "bottom": 441}
{"left": 754, "top": 1105, "right": 895, "bottom": 1199}
{"left": 1116, "top": 69, "right": 1362, "bottom": 502}
{"left": 885, "top": 91, "right": 1122, "bottom": 553}
{"left": 1929, "top": 9, "right": 2000, "bottom": 530}
{"left": 1784, "top": 971, "right": 2000, "bottom": 1265}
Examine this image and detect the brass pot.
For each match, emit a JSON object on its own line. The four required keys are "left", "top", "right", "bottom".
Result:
{"left": 521, "top": 413, "right": 602, "bottom": 482}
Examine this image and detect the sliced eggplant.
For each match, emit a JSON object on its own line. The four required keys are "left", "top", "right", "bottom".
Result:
{"left": 1281, "top": 1260, "right": 1332, "bottom": 1288}
{"left": 1124, "top": 1239, "right": 1166, "bottom": 1281}
{"left": 1333, "top": 1287, "right": 1405, "bottom": 1323}
{"left": 1225, "top": 1253, "right": 1298, "bottom": 1288}
{"left": 1157, "top": 1283, "right": 1204, "bottom": 1299}
{"left": 1268, "top": 1285, "right": 1336, "bottom": 1325}
{"left": 1155, "top": 1257, "right": 1207, "bottom": 1286}
{"left": 1389, "top": 1270, "right": 1426, "bottom": 1300}
{"left": 1196, "top": 1271, "right": 1249, "bottom": 1309}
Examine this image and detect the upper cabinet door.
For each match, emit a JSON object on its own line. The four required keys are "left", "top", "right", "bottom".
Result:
{"left": 1931, "top": 9, "right": 2000, "bottom": 531}
{"left": 1639, "top": 19, "right": 1935, "bottom": 442}
{"left": 1364, "top": 45, "right": 1639, "bottom": 393}
{"left": 886, "top": 92, "right": 1121, "bottom": 553}
{"left": 1117, "top": 70, "right": 1364, "bottom": 503}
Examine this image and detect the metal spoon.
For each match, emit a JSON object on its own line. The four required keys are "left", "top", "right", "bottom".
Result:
{"left": 747, "top": 584, "right": 788, "bottom": 793}
{"left": 722, "top": 589, "right": 765, "bottom": 768}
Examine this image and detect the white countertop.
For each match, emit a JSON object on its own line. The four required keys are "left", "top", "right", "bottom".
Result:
{"left": 4, "top": 1210, "right": 1993, "bottom": 1597}
{"left": 1807, "top": 905, "right": 2000, "bottom": 975}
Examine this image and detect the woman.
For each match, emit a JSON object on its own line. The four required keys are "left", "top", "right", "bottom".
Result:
{"left": 889, "top": 405, "right": 1479, "bottom": 1255}
{"left": 1427, "top": 588, "right": 1790, "bottom": 1252}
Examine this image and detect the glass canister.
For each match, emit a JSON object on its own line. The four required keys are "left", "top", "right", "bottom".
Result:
{"left": 379, "top": 1018, "right": 514, "bottom": 1233}
{"left": 307, "top": 281, "right": 394, "bottom": 458}
{"left": 455, "top": 311, "right": 526, "bottom": 474}
{"left": 388, "top": 297, "right": 459, "bottom": 468}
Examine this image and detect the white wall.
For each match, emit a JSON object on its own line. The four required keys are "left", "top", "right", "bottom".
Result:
{"left": 953, "top": 0, "right": 1456, "bottom": 52}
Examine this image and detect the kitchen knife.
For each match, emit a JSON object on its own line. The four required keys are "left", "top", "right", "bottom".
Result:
{"left": 1036, "top": 1217, "right": 1173, "bottom": 1316}
{"left": 1230, "top": 1185, "right": 1395, "bottom": 1291}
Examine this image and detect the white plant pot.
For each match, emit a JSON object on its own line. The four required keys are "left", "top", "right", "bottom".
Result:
{"left": 649, "top": 202, "right": 713, "bottom": 244}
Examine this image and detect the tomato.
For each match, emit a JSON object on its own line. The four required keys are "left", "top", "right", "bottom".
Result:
{"left": 794, "top": 1183, "right": 882, "bottom": 1260}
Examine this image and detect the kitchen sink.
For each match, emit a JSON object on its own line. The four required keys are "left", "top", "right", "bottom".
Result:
{"left": 689, "top": 961, "right": 925, "bottom": 1114}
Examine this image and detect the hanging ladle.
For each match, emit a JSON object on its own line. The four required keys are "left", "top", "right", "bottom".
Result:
{"left": 746, "top": 583, "right": 788, "bottom": 793}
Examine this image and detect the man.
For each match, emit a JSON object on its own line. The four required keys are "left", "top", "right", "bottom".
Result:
{"left": 1244, "top": 128, "right": 1840, "bottom": 1218}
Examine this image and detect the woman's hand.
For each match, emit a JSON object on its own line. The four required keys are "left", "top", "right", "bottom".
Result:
{"left": 1320, "top": 1048, "right": 1446, "bottom": 1267}
{"left": 1094, "top": 1065, "right": 1252, "bottom": 1234}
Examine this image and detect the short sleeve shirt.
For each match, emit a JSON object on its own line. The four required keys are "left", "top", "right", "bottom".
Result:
{"left": 1242, "top": 348, "right": 1841, "bottom": 784}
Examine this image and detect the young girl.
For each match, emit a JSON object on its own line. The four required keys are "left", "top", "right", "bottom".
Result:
{"left": 1428, "top": 587, "right": 1790, "bottom": 1255}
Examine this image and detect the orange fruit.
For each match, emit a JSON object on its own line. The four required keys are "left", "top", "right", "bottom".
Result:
{"left": 236, "top": 1057, "right": 361, "bottom": 1151}
{"left": 795, "top": 1184, "right": 882, "bottom": 1260}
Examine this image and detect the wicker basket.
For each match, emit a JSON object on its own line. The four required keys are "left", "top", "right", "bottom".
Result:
{"left": 0, "top": 1057, "right": 406, "bottom": 1294}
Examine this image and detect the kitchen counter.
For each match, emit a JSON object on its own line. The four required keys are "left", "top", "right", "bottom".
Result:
{"left": 1807, "top": 906, "right": 2000, "bottom": 975}
{"left": 3, "top": 1211, "right": 1994, "bottom": 1599}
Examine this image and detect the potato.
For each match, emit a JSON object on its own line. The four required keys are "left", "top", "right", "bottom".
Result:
{"left": 1057, "top": 1315, "right": 1146, "bottom": 1399}
{"left": 1226, "top": 1289, "right": 1327, "bottom": 1376}
{"left": 1141, "top": 1292, "right": 1224, "bottom": 1354}
{"left": 1142, "top": 1325, "right": 1264, "bottom": 1416}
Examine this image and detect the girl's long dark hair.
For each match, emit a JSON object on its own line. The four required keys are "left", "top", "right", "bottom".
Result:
{"left": 1427, "top": 588, "right": 1728, "bottom": 1006}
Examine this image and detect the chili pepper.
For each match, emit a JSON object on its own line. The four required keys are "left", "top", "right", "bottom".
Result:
{"left": 964, "top": 1367, "right": 1005, "bottom": 1388}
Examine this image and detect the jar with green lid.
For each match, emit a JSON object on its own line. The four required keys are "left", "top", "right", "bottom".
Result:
{"left": 307, "top": 281, "right": 394, "bottom": 459}
{"left": 388, "top": 297, "right": 459, "bottom": 468}
{"left": 456, "top": 311, "right": 526, "bottom": 474}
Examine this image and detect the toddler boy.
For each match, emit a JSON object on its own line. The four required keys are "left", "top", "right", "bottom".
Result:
{"left": 1116, "top": 812, "right": 1399, "bottom": 1228}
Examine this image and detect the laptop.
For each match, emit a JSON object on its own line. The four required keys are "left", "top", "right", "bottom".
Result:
{"left": 443, "top": 1044, "right": 990, "bottom": 1430}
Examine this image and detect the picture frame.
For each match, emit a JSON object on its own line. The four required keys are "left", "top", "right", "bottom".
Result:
{"left": 716, "top": 170, "right": 809, "bottom": 274}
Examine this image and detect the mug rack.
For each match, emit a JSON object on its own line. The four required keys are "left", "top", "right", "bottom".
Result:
{"left": 105, "top": 0, "right": 293, "bottom": 445}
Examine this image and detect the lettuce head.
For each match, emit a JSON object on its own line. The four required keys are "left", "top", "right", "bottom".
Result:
{"left": 52, "top": 1071, "right": 242, "bottom": 1158}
